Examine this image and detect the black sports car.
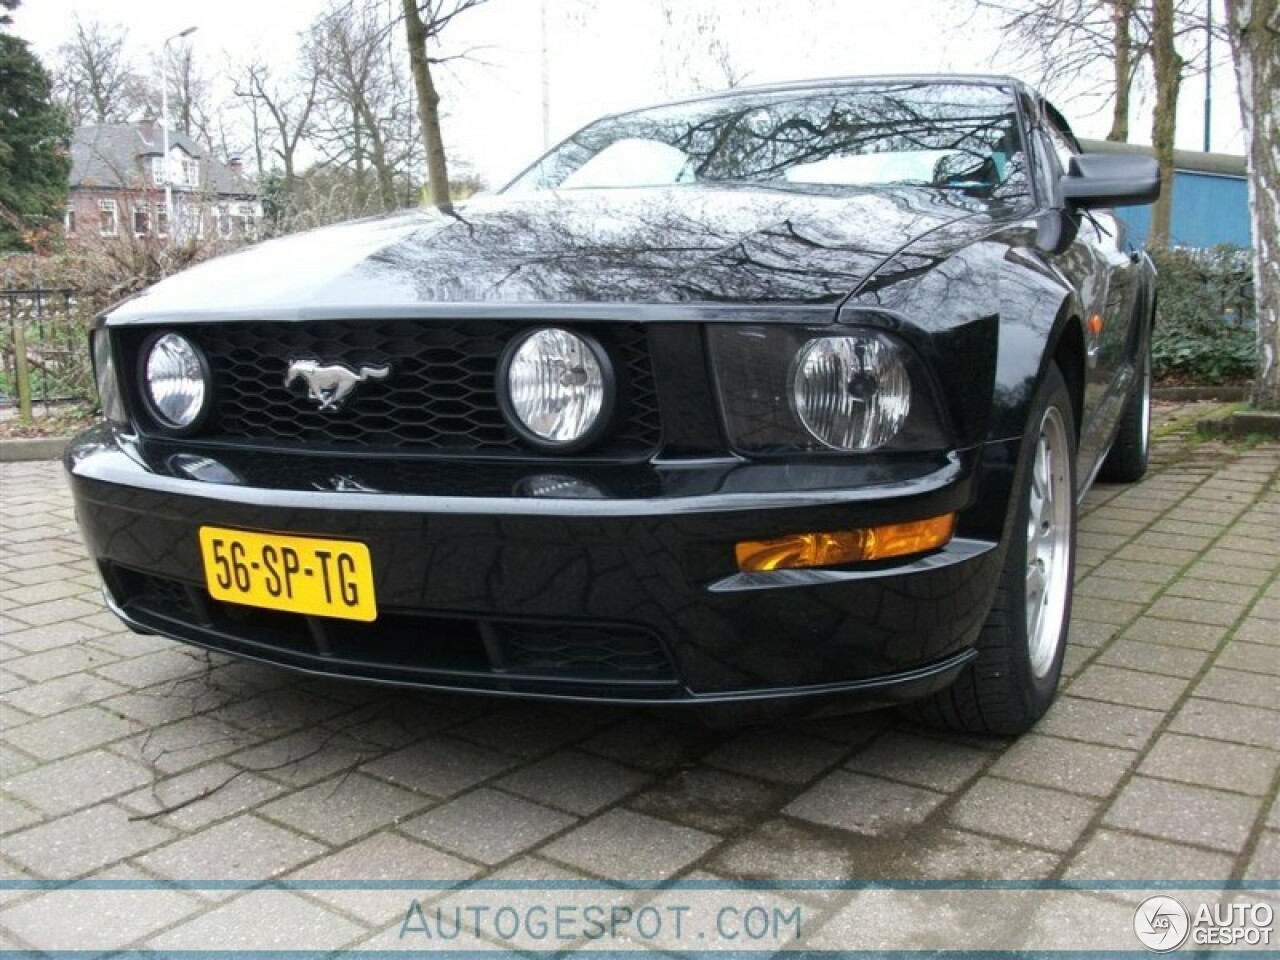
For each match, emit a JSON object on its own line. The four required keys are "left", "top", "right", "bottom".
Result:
{"left": 66, "top": 75, "right": 1158, "bottom": 733}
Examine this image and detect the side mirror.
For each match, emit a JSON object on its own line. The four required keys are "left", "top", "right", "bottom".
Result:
{"left": 1061, "top": 153, "right": 1160, "bottom": 209}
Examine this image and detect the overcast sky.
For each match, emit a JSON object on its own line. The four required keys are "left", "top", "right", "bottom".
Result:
{"left": 11, "top": 0, "right": 1242, "bottom": 186}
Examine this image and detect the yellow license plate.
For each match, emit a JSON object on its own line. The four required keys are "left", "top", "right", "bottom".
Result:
{"left": 198, "top": 527, "right": 377, "bottom": 622}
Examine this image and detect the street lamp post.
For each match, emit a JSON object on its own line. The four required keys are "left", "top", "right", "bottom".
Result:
{"left": 161, "top": 26, "right": 197, "bottom": 242}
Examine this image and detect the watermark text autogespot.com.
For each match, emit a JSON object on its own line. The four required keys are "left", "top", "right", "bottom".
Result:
{"left": 398, "top": 898, "right": 804, "bottom": 946}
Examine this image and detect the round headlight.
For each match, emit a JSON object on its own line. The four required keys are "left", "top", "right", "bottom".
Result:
{"left": 792, "top": 335, "right": 911, "bottom": 450}
{"left": 503, "top": 328, "right": 612, "bottom": 449}
{"left": 143, "top": 332, "right": 210, "bottom": 431}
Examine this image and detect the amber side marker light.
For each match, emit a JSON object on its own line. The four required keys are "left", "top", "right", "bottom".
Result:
{"left": 735, "top": 514, "right": 957, "bottom": 572}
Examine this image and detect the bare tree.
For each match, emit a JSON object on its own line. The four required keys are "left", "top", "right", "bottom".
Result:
{"left": 232, "top": 58, "right": 319, "bottom": 192}
{"left": 308, "top": 2, "right": 421, "bottom": 215}
{"left": 1224, "top": 0, "right": 1279, "bottom": 409}
{"left": 401, "top": 0, "right": 489, "bottom": 207}
{"left": 51, "top": 18, "right": 150, "bottom": 125}
{"left": 1148, "top": 0, "right": 1185, "bottom": 247}
{"left": 656, "top": 0, "right": 752, "bottom": 96}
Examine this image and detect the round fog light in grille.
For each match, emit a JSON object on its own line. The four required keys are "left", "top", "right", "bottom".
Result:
{"left": 792, "top": 334, "right": 911, "bottom": 450}
{"left": 502, "top": 328, "right": 612, "bottom": 450}
{"left": 142, "top": 332, "right": 210, "bottom": 432}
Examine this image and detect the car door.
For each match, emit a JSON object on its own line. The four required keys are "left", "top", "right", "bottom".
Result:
{"left": 1040, "top": 111, "right": 1141, "bottom": 484}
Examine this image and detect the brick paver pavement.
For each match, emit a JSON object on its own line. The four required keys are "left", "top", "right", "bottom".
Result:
{"left": 0, "top": 402, "right": 1277, "bottom": 951}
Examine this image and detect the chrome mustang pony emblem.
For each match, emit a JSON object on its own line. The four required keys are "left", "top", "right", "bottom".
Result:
{"left": 285, "top": 359, "right": 391, "bottom": 411}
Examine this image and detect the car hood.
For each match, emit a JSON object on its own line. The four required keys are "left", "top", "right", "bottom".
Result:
{"left": 109, "top": 186, "right": 1004, "bottom": 323}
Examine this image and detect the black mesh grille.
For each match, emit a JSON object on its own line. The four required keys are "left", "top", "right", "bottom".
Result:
{"left": 495, "top": 622, "right": 674, "bottom": 681}
{"left": 126, "top": 320, "right": 661, "bottom": 457}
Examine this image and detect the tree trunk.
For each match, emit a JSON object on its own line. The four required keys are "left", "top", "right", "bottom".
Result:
{"left": 402, "top": 0, "right": 452, "bottom": 207}
{"left": 1107, "top": 0, "right": 1133, "bottom": 140}
{"left": 1225, "top": 0, "right": 1279, "bottom": 409}
{"left": 1149, "top": 0, "right": 1184, "bottom": 248}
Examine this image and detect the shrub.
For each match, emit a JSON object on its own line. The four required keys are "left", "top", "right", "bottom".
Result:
{"left": 1150, "top": 246, "right": 1256, "bottom": 383}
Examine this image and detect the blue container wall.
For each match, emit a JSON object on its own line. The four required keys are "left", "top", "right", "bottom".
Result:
{"left": 1117, "top": 170, "right": 1252, "bottom": 249}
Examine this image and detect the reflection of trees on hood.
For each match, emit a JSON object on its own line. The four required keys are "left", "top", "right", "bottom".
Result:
{"left": 360, "top": 183, "right": 1006, "bottom": 307}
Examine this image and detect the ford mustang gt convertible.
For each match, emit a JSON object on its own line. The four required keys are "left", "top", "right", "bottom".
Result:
{"left": 67, "top": 75, "right": 1158, "bottom": 733}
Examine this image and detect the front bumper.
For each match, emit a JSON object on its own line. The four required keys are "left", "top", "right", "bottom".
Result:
{"left": 66, "top": 426, "right": 1014, "bottom": 714}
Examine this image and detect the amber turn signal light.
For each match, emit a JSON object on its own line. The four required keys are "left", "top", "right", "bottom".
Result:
{"left": 735, "top": 514, "right": 957, "bottom": 572}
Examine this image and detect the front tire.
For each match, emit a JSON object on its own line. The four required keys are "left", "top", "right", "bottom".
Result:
{"left": 911, "top": 364, "right": 1077, "bottom": 735}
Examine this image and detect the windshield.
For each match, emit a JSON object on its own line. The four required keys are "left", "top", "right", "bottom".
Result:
{"left": 505, "top": 81, "right": 1030, "bottom": 203}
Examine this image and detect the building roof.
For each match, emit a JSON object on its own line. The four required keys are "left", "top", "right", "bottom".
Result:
{"left": 1078, "top": 137, "right": 1247, "bottom": 178}
{"left": 70, "top": 123, "right": 256, "bottom": 196}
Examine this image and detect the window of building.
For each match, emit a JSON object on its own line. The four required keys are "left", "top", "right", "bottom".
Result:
{"left": 156, "top": 202, "right": 169, "bottom": 237}
{"left": 64, "top": 206, "right": 76, "bottom": 235}
{"left": 181, "top": 156, "right": 200, "bottom": 187}
{"left": 215, "top": 205, "right": 232, "bottom": 238}
{"left": 133, "top": 202, "right": 151, "bottom": 236}
{"left": 151, "top": 156, "right": 166, "bottom": 186}
{"left": 237, "top": 203, "right": 260, "bottom": 239}
{"left": 98, "top": 199, "right": 118, "bottom": 236}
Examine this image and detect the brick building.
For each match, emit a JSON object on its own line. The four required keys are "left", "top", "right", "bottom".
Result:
{"left": 65, "top": 122, "right": 262, "bottom": 243}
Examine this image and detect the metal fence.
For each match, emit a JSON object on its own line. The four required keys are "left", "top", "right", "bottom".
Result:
{"left": 0, "top": 289, "right": 93, "bottom": 416}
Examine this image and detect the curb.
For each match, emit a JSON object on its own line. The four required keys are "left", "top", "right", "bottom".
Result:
{"left": 0, "top": 437, "right": 70, "bottom": 462}
{"left": 1153, "top": 385, "right": 1251, "bottom": 402}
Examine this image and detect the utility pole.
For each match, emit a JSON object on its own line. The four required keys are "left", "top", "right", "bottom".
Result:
{"left": 540, "top": 0, "right": 550, "bottom": 151}
{"left": 162, "top": 26, "right": 198, "bottom": 243}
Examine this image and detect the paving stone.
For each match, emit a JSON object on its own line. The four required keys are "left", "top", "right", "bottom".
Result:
{"left": 1066, "top": 664, "right": 1190, "bottom": 711}
{"left": 1166, "top": 577, "right": 1261, "bottom": 606}
{"left": 1244, "top": 831, "right": 1280, "bottom": 881}
{"left": 1120, "top": 617, "right": 1228, "bottom": 650}
{"left": 113, "top": 715, "right": 252, "bottom": 775}
{"left": 1184, "top": 561, "right": 1272, "bottom": 587}
{"left": 1, "top": 673, "right": 128, "bottom": 717}
{"left": 893, "top": 828, "right": 1061, "bottom": 880}
{"left": 947, "top": 778, "right": 1097, "bottom": 852}
{"left": 2, "top": 620, "right": 106, "bottom": 654}
{"left": 289, "top": 832, "right": 480, "bottom": 926}
{"left": 0, "top": 797, "right": 41, "bottom": 835}
{"left": 1070, "top": 598, "right": 1145, "bottom": 626}
{"left": 1075, "top": 575, "right": 1163, "bottom": 604}
{"left": 1234, "top": 619, "right": 1280, "bottom": 645}
{"left": 4, "top": 596, "right": 104, "bottom": 628}
{"left": 4, "top": 706, "right": 141, "bottom": 762}
{"left": 990, "top": 735, "right": 1135, "bottom": 798}
{"left": 401, "top": 787, "right": 574, "bottom": 864}
{"left": 0, "top": 744, "right": 33, "bottom": 779}
{"left": 1095, "top": 639, "right": 1210, "bottom": 679}
{"left": 495, "top": 750, "right": 648, "bottom": 815}
{"left": 0, "top": 886, "right": 202, "bottom": 951}
{"left": 360, "top": 737, "right": 515, "bottom": 798}
{"left": 230, "top": 728, "right": 374, "bottom": 789}
{"left": 843, "top": 732, "right": 991, "bottom": 792}
{"left": 0, "top": 804, "right": 174, "bottom": 877}
{"left": 1065, "top": 618, "right": 1119, "bottom": 648}
{"left": 136, "top": 814, "right": 326, "bottom": 881}
{"left": 118, "top": 761, "right": 289, "bottom": 830}
{"left": 786, "top": 771, "right": 946, "bottom": 837}
{"left": 450, "top": 706, "right": 594, "bottom": 759}
{"left": 260, "top": 772, "right": 431, "bottom": 846}
{"left": 93, "top": 648, "right": 216, "bottom": 689}
{"left": 704, "top": 727, "right": 846, "bottom": 785}
{"left": 1214, "top": 640, "right": 1280, "bottom": 676}
{"left": 1102, "top": 776, "right": 1261, "bottom": 854}
{"left": 540, "top": 809, "right": 717, "bottom": 879}
{"left": 145, "top": 890, "right": 365, "bottom": 952}
{"left": 4, "top": 645, "right": 114, "bottom": 683}
{"left": 1203, "top": 666, "right": 1280, "bottom": 709}
{"left": 2, "top": 749, "right": 155, "bottom": 816}
{"left": 1139, "top": 733, "right": 1280, "bottom": 796}
{"left": 1169, "top": 698, "right": 1280, "bottom": 750}
{"left": 626, "top": 767, "right": 788, "bottom": 836}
